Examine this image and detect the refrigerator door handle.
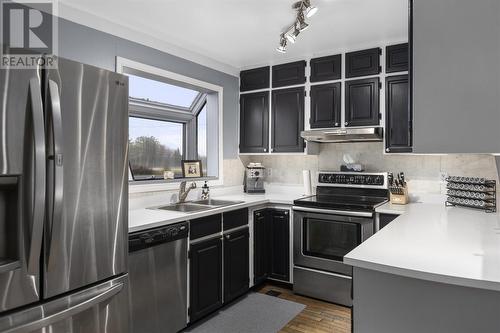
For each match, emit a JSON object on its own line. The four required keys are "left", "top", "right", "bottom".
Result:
{"left": 46, "top": 80, "right": 64, "bottom": 252}
{"left": 26, "top": 78, "right": 46, "bottom": 276}
{"left": 2, "top": 282, "right": 124, "bottom": 333}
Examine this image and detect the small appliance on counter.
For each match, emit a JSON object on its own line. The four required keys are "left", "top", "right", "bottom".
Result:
{"left": 244, "top": 163, "right": 266, "bottom": 194}
{"left": 388, "top": 172, "right": 409, "bottom": 205}
{"left": 445, "top": 176, "right": 496, "bottom": 213}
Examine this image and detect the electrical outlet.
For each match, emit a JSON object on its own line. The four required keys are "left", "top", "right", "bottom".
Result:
{"left": 267, "top": 168, "right": 272, "bottom": 177}
{"left": 439, "top": 171, "right": 448, "bottom": 183}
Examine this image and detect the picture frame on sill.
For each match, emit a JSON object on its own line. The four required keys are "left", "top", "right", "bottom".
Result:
{"left": 181, "top": 160, "right": 202, "bottom": 178}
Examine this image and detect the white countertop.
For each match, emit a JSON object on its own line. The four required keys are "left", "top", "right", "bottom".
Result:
{"left": 129, "top": 189, "right": 304, "bottom": 233}
{"left": 345, "top": 203, "right": 500, "bottom": 291}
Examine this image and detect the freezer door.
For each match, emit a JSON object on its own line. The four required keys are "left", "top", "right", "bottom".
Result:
{"left": 43, "top": 57, "right": 129, "bottom": 298}
{"left": 0, "top": 274, "right": 129, "bottom": 333}
{"left": 0, "top": 65, "right": 44, "bottom": 311}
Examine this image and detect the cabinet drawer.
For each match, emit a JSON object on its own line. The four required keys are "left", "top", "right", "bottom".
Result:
{"left": 190, "top": 214, "right": 222, "bottom": 240}
{"left": 223, "top": 208, "right": 248, "bottom": 231}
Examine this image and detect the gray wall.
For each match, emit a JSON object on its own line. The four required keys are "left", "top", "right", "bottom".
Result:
{"left": 413, "top": 0, "right": 500, "bottom": 153}
{"left": 56, "top": 17, "right": 239, "bottom": 159}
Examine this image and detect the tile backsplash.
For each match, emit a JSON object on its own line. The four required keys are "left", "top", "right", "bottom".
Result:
{"left": 236, "top": 142, "right": 499, "bottom": 195}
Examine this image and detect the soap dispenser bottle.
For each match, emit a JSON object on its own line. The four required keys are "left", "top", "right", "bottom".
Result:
{"left": 201, "top": 181, "right": 210, "bottom": 200}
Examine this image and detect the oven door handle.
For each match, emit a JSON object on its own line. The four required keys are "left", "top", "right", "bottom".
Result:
{"left": 292, "top": 206, "right": 373, "bottom": 218}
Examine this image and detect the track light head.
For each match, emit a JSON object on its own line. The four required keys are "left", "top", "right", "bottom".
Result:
{"left": 285, "top": 25, "right": 300, "bottom": 43}
{"left": 303, "top": 0, "right": 318, "bottom": 18}
{"left": 276, "top": 34, "right": 287, "bottom": 53}
{"left": 297, "top": 11, "right": 309, "bottom": 32}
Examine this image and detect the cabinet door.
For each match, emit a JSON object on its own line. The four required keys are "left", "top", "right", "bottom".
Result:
{"left": 269, "top": 210, "right": 290, "bottom": 282}
{"left": 272, "top": 61, "right": 306, "bottom": 88}
{"left": 189, "top": 237, "right": 222, "bottom": 323}
{"left": 345, "top": 48, "right": 381, "bottom": 78}
{"left": 239, "top": 92, "right": 269, "bottom": 153}
{"left": 386, "top": 43, "right": 408, "bottom": 73}
{"left": 345, "top": 77, "right": 380, "bottom": 127}
{"left": 240, "top": 66, "right": 269, "bottom": 92}
{"left": 253, "top": 209, "right": 270, "bottom": 285}
{"left": 386, "top": 75, "right": 412, "bottom": 153}
{"left": 310, "top": 55, "right": 341, "bottom": 82}
{"left": 271, "top": 87, "right": 305, "bottom": 153}
{"left": 310, "top": 83, "right": 341, "bottom": 129}
{"left": 224, "top": 228, "right": 249, "bottom": 303}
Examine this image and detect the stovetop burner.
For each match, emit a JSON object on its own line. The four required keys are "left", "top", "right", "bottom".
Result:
{"left": 294, "top": 171, "right": 389, "bottom": 212}
{"left": 294, "top": 194, "right": 388, "bottom": 212}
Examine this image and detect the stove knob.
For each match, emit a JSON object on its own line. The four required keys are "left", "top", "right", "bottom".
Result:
{"left": 365, "top": 176, "right": 372, "bottom": 184}
{"left": 319, "top": 174, "right": 327, "bottom": 183}
{"left": 328, "top": 175, "right": 335, "bottom": 183}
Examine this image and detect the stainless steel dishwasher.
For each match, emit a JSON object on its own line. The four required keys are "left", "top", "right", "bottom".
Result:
{"left": 129, "top": 221, "right": 189, "bottom": 333}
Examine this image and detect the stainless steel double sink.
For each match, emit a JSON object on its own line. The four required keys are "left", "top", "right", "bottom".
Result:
{"left": 148, "top": 199, "right": 244, "bottom": 213}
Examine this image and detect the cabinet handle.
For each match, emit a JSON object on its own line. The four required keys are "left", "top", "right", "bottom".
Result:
{"left": 226, "top": 234, "right": 231, "bottom": 239}
{"left": 263, "top": 148, "right": 267, "bottom": 152}
{"left": 334, "top": 122, "right": 339, "bottom": 126}
{"left": 270, "top": 148, "right": 274, "bottom": 152}
{"left": 386, "top": 148, "right": 390, "bottom": 152}
{"left": 345, "top": 122, "right": 349, "bottom": 126}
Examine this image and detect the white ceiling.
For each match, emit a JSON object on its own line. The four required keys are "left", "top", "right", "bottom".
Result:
{"left": 58, "top": 0, "right": 408, "bottom": 75}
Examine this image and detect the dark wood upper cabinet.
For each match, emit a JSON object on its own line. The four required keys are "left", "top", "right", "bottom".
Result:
{"left": 271, "top": 87, "right": 305, "bottom": 153}
{"left": 386, "top": 43, "right": 409, "bottom": 73}
{"left": 385, "top": 75, "right": 412, "bottom": 153}
{"left": 240, "top": 66, "right": 270, "bottom": 92}
{"left": 345, "top": 77, "right": 380, "bottom": 127}
{"left": 310, "top": 55, "right": 341, "bottom": 82}
{"left": 310, "top": 83, "right": 341, "bottom": 129}
{"left": 189, "top": 237, "right": 223, "bottom": 323}
{"left": 345, "top": 48, "right": 381, "bottom": 78}
{"left": 223, "top": 228, "right": 249, "bottom": 304}
{"left": 272, "top": 61, "right": 306, "bottom": 88}
{"left": 239, "top": 92, "right": 269, "bottom": 153}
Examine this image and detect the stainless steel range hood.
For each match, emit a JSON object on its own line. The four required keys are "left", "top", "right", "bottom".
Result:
{"left": 301, "top": 127, "right": 383, "bottom": 143}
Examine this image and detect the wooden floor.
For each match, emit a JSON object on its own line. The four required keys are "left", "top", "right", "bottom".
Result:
{"left": 256, "top": 284, "right": 351, "bottom": 333}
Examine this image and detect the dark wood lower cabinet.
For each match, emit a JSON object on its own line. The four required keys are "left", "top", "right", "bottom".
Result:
{"left": 253, "top": 209, "right": 271, "bottom": 285}
{"left": 223, "top": 228, "right": 249, "bottom": 303}
{"left": 253, "top": 209, "right": 290, "bottom": 284}
{"left": 189, "top": 237, "right": 223, "bottom": 323}
{"left": 379, "top": 213, "right": 399, "bottom": 230}
{"left": 269, "top": 209, "right": 290, "bottom": 281}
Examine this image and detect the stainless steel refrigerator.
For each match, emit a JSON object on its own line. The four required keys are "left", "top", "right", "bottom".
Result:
{"left": 0, "top": 56, "right": 129, "bottom": 332}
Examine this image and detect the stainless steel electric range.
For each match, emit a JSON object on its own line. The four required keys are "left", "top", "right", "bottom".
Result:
{"left": 292, "top": 171, "right": 388, "bottom": 307}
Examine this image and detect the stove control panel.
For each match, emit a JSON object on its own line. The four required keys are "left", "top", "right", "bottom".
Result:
{"left": 318, "top": 172, "right": 387, "bottom": 188}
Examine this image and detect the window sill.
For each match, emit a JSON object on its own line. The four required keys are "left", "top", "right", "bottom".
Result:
{"left": 129, "top": 177, "right": 221, "bottom": 194}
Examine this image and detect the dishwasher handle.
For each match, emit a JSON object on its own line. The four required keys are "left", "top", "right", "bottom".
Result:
{"left": 129, "top": 222, "right": 189, "bottom": 252}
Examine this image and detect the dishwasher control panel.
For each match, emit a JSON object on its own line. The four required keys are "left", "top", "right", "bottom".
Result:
{"left": 129, "top": 222, "right": 189, "bottom": 252}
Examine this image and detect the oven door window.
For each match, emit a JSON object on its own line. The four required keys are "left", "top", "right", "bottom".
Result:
{"left": 303, "top": 218, "right": 361, "bottom": 261}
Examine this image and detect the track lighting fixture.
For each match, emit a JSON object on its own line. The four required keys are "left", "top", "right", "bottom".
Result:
{"left": 276, "top": 34, "right": 287, "bottom": 53}
{"left": 276, "top": 0, "right": 317, "bottom": 53}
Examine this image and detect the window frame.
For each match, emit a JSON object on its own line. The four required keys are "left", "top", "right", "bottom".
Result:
{"left": 116, "top": 57, "right": 224, "bottom": 193}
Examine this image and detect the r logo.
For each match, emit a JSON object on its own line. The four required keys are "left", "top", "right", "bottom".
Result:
{"left": 2, "top": 1, "right": 52, "bottom": 53}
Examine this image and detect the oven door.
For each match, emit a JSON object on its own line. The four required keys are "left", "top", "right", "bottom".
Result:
{"left": 293, "top": 206, "right": 374, "bottom": 276}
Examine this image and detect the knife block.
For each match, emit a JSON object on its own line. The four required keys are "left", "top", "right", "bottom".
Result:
{"left": 389, "top": 186, "right": 409, "bottom": 205}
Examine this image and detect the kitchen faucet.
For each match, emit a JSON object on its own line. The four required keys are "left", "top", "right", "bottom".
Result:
{"left": 178, "top": 181, "right": 197, "bottom": 203}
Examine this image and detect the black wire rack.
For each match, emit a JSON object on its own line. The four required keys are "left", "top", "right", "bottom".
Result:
{"left": 445, "top": 176, "right": 496, "bottom": 213}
